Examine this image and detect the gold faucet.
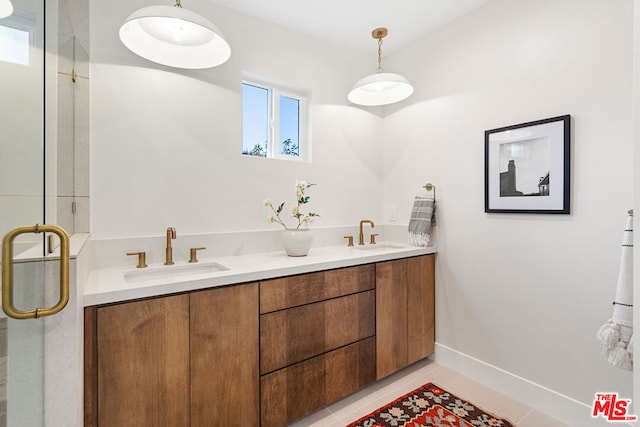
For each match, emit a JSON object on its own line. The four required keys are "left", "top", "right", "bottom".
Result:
{"left": 165, "top": 227, "right": 176, "bottom": 265}
{"left": 359, "top": 220, "right": 375, "bottom": 245}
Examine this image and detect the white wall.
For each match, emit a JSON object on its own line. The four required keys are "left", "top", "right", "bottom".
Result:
{"left": 383, "top": 0, "right": 633, "bottom": 410}
{"left": 89, "top": 0, "right": 384, "bottom": 239}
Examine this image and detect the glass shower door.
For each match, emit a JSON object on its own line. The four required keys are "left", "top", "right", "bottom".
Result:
{"left": 0, "top": 0, "right": 56, "bottom": 425}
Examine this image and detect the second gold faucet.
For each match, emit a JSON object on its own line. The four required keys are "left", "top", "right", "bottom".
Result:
{"left": 165, "top": 227, "right": 176, "bottom": 265}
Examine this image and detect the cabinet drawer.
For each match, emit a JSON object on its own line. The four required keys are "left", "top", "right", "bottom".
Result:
{"left": 260, "top": 337, "right": 376, "bottom": 427}
{"left": 260, "top": 264, "right": 375, "bottom": 314}
{"left": 260, "top": 290, "right": 375, "bottom": 374}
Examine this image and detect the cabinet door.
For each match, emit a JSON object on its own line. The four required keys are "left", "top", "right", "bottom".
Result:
{"left": 376, "top": 255, "right": 435, "bottom": 379}
{"left": 407, "top": 255, "right": 435, "bottom": 364}
{"left": 190, "top": 283, "right": 259, "bottom": 426}
{"left": 375, "top": 259, "right": 408, "bottom": 380}
{"left": 96, "top": 295, "right": 190, "bottom": 427}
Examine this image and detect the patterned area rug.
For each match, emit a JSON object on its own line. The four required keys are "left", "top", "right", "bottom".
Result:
{"left": 346, "top": 382, "right": 515, "bottom": 427}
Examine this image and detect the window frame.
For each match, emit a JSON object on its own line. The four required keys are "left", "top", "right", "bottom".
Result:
{"left": 241, "top": 78, "right": 310, "bottom": 162}
{"left": 0, "top": 9, "right": 37, "bottom": 67}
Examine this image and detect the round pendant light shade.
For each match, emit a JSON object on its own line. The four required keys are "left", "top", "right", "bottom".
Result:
{"left": 0, "top": 0, "right": 14, "bottom": 19}
{"left": 348, "top": 27, "right": 413, "bottom": 107}
{"left": 347, "top": 72, "right": 414, "bottom": 106}
{"left": 119, "top": 4, "right": 231, "bottom": 69}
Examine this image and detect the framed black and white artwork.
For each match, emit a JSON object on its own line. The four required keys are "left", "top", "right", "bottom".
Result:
{"left": 484, "top": 115, "right": 571, "bottom": 214}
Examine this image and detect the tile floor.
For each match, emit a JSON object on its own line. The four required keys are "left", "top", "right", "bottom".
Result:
{"left": 289, "top": 359, "right": 568, "bottom": 426}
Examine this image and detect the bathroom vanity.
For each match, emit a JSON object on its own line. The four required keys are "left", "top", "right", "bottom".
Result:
{"left": 83, "top": 247, "right": 435, "bottom": 427}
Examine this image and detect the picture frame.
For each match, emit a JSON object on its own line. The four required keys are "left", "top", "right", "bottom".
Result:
{"left": 484, "top": 115, "right": 571, "bottom": 214}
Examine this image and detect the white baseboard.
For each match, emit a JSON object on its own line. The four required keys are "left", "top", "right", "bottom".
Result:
{"left": 432, "top": 342, "right": 627, "bottom": 427}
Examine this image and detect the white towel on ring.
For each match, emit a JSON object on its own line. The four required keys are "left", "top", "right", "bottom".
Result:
{"left": 596, "top": 212, "right": 633, "bottom": 370}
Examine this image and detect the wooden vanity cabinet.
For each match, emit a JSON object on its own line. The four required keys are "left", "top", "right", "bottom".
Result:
{"left": 84, "top": 283, "right": 259, "bottom": 427}
{"left": 259, "top": 264, "right": 377, "bottom": 427}
{"left": 84, "top": 254, "right": 434, "bottom": 427}
{"left": 376, "top": 254, "right": 435, "bottom": 379}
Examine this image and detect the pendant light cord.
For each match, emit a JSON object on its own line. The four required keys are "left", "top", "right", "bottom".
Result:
{"left": 377, "top": 37, "right": 383, "bottom": 73}
{"left": 372, "top": 28, "right": 387, "bottom": 74}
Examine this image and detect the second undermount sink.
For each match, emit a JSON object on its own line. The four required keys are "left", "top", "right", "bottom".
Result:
{"left": 124, "top": 261, "right": 229, "bottom": 283}
{"left": 353, "top": 243, "right": 406, "bottom": 251}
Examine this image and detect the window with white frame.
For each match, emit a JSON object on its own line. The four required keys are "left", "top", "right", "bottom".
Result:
{"left": 242, "top": 80, "right": 310, "bottom": 161}
{"left": 0, "top": 10, "right": 36, "bottom": 66}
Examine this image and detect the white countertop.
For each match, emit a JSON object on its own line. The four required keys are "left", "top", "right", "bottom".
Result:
{"left": 84, "top": 242, "right": 436, "bottom": 306}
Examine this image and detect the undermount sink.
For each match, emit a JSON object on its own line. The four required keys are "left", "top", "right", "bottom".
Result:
{"left": 352, "top": 243, "right": 406, "bottom": 251}
{"left": 124, "top": 261, "right": 229, "bottom": 283}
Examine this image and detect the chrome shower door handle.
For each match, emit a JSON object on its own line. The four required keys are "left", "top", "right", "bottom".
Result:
{"left": 2, "top": 224, "right": 70, "bottom": 319}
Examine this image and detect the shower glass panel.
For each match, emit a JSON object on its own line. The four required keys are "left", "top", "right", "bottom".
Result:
{"left": 1, "top": 0, "right": 51, "bottom": 425}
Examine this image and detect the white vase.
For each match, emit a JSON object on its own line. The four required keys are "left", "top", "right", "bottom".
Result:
{"left": 281, "top": 228, "right": 313, "bottom": 257}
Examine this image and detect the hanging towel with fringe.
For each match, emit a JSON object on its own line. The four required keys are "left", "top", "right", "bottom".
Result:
{"left": 408, "top": 196, "right": 435, "bottom": 247}
{"left": 596, "top": 212, "right": 633, "bottom": 371}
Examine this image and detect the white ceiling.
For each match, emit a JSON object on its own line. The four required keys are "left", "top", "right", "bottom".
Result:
{"left": 208, "top": 0, "right": 491, "bottom": 55}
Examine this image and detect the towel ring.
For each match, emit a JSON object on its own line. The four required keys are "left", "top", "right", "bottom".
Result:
{"left": 423, "top": 183, "right": 436, "bottom": 202}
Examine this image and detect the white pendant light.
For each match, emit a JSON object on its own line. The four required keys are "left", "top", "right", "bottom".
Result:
{"left": 348, "top": 28, "right": 413, "bottom": 106}
{"left": 119, "top": 0, "right": 231, "bottom": 69}
{"left": 0, "top": 0, "right": 14, "bottom": 19}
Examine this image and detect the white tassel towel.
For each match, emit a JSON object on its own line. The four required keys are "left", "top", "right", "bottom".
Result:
{"left": 596, "top": 211, "right": 633, "bottom": 371}
{"left": 408, "top": 196, "right": 435, "bottom": 247}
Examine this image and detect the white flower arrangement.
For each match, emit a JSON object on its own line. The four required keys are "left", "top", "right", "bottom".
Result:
{"left": 264, "top": 180, "right": 319, "bottom": 229}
